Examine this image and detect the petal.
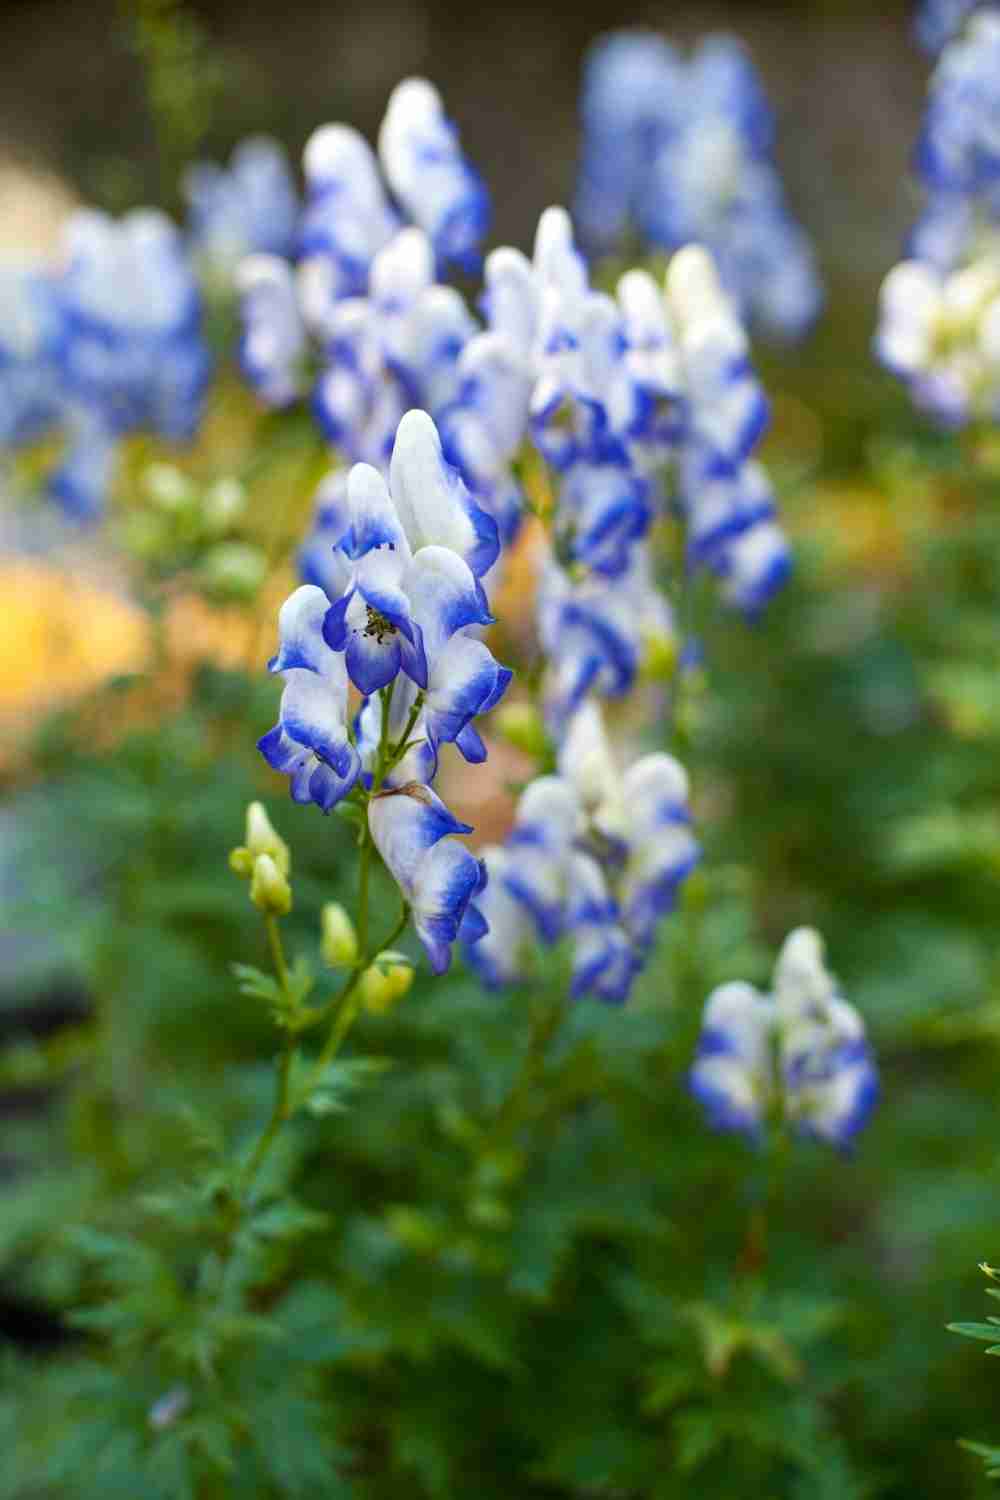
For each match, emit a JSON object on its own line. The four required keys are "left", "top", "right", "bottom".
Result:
{"left": 404, "top": 545, "right": 493, "bottom": 666}
{"left": 461, "top": 845, "right": 534, "bottom": 988}
{"left": 268, "top": 584, "right": 335, "bottom": 674}
{"left": 424, "top": 633, "right": 511, "bottom": 748}
{"left": 411, "top": 838, "right": 487, "bottom": 973}
{"left": 345, "top": 628, "right": 403, "bottom": 695}
{"left": 389, "top": 408, "right": 500, "bottom": 577}
{"left": 346, "top": 461, "right": 409, "bottom": 560}
{"left": 279, "top": 665, "right": 355, "bottom": 776}
{"left": 368, "top": 782, "right": 473, "bottom": 901}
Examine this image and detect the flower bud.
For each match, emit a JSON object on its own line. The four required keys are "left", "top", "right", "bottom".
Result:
{"left": 640, "top": 626, "right": 678, "bottom": 682}
{"left": 145, "top": 462, "right": 193, "bottom": 513}
{"left": 320, "top": 902, "right": 359, "bottom": 968}
{"left": 201, "top": 476, "right": 247, "bottom": 536}
{"left": 494, "top": 701, "right": 547, "bottom": 759}
{"left": 200, "top": 542, "right": 267, "bottom": 602}
{"left": 231, "top": 802, "right": 291, "bottom": 879}
{"left": 250, "top": 853, "right": 292, "bottom": 916}
{"left": 359, "top": 952, "right": 414, "bottom": 1015}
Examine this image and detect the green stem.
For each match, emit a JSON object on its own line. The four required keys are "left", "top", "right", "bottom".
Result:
{"left": 265, "top": 913, "right": 290, "bottom": 994}
{"left": 388, "top": 692, "right": 425, "bottom": 772}
{"left": 239, "top": 915, "right": 295, "bottom": 1198}
{"left": 304, "top": 897, "right": 410, "bottom": 1094}
{"left": 492, "top": 973, "right": 568, "bottom": 1143}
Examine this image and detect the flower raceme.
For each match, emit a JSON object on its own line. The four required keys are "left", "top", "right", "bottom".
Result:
{"left": 574, "top": 30, "right": 822, "bottom": 341}
{"left": 260, "top": 409, "right": 509, "bottom": 809}
{"left": 0, "top": 210, "right": 210, "bottom": 521}
{"left": 689, "top": 927, "right": 879, "bottom": 1150}
{"left": 463, "top": 703, "right": 700, "bottom": 1006}
{"left": 236, "top": 77, "right": 488, "bottom": 420}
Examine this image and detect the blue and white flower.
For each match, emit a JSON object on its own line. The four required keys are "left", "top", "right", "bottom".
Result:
{"left": 773, "top": 928, "right": 879, "bottom": 1149}
{"left": 184, "top": 136, "right": 298, "bottom": 277}
{"left": 575, "top": 30, "right": 685, "bottom": 255}
{"left": 916, "top": 0, "right": 996, "bottom": 53}
{"left": 56, "top": 209, "right": 209, "bottom": 444}
{"left": 689, "top": 927, "right": 879, "bottom": 1150}
{"left": 502, "top": 776, "right": 583, "bottom": 944}
{"left": 298, "top": 124, "right": 400, "bottom": 301}
{"left": 237, "top": 254, "right": 309, "bottom": 408}
{"left": 312, "top": 227, "right": 475, "bottom": 465}
{"left": 461, "top": 844, "right": 536, "bottom": 988}
{"left": 574, "top": 30, "right": 821, "bottom": 341}
{"left": 0, "top": 262, "right": 67, "bottom": 449}
{"left": 537, "top": 550, "right": 641, "bottom": 734}
{"left": 258, "top": 584, "right": 362, "bottom": 813}
{"left": 377, "top": 78, "right": 490, "bottom": 273}
{"left": 368, "top": 782, "right": 487, "bottom": 973}
{"left": 566, "top": 851, "right": 639, "bottom": 1004}
{"left": 875, "top": 255, "right": 1000, "bottom": 425}
{"left": 319, "top": 410, "right": 501, "bottom": 695}
{"left": 917, "top": 12, "right": 1000, "bottom": 197}
{"left": 689, "top": 981, "right": 775, "bottom": 1137}
{"left": 558, "top": 701, "right": 701, "bottom": 949}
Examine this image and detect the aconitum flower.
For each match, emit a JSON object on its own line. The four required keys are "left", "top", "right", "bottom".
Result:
{"left": 312, "top": 227, "right": 476, "bottom": 466}
{"left": 916, "top": 0, "right": 996, "bottom": 53}
{"left": 875, "top": 256, "right": 1000, "bottom": 424}
{"left": 368, "top": 783, "right": 487, "bottom": 973}
{"left": 378, "top": 79, "right": 490, "bottom": 273}
{"left": 258, "top": 584, "right": 362, "bottom": 812}
{"left": 320, "top": 409, "right": 501, "bottom": 696}
{"left": 184, "top": 136, "right": 298, "bottom": 276}
{"left": 688, "top": 981, "right": 775, "bottom": 1136}
{"left": 689, "top": 927, "right": 878, "bottom": 1149}
{"left": 0, "top": 212, "right": 210, "bottom": 520}
{"left": 575, "top": 31, "right": 685, "bottom": 254}
{"left": 298, "top": 124, "right": 400, "bottom": 300}
{"left": 917, "top": 12, "right": 1000, "bottom": 197}
{"left": 0, "top": 263, "right": 66, "bottom": 450}
{"left": 463, "top": 703, "right": 698, "bottom": 1005}
{"left": 460, "top": 844, "right": 536, "bottom": 989}
{"left": 574, "top": 30, "right": 821, "bottom": 341}
{"left": 236, "top": 255, "right": 309, "bottom": 408}
{"left": 557, "top": 701, "right": 701, "bottom": 950}
{"left": 57, "top": 209, "right": 208, "bottom": 441}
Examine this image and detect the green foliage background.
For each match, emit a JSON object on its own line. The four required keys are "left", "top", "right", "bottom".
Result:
{"left": 2, "top": 5, "right": 1000, "bottom": 1495}
{"left": 3, "top": 331, "right": 1000, "bottom": 1496}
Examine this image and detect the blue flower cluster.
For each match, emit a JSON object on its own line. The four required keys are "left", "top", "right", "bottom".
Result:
{"left": 0, "top": 210, "right": 210, "bottom": 520}
{"left": 446, "top": 212, "right": 789, "bottom": 666}
{"left": 689, "top": 928, "right": 879, "bottom": 1150}
{"left": 235, "top": 76, "right": 488, "bottom": 426}
{"left": 574, "top": 30, "right": 822, "bottom": 341}
{"left": 260, "top": 409, "right": 507, "bottom": 974}
{"left": 462, "top": 700, "right": 700, "bottom": 1004}
{"left": 877, "top": 10, "right": 1000, "bottom": 422}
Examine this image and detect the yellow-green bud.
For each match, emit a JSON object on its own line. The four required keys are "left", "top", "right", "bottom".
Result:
{"left": 200, "top": 542, "right": 267, "bottom": 602}
{"left": 494, "top": 701, "right": 548, "bottom": 759}
{"left": 360, "top": 953, "right": 414, "bottom": 1015}
{"left": 640, "top": 627, "right": 679, "bottom": 682}
{"left": 145, "top": 462, "right": 193, "bottom": 512}
{"left": 250, "top": 853, "right": 292, "bottom": 916}
{"left": 320, "top": 902, "right": 359, "bottom": 968}
{"left": 230, "top": 802, "right": 291, "bottom": 879}
{"left": 201, "top": 476, "right": 247, "bottom": 535}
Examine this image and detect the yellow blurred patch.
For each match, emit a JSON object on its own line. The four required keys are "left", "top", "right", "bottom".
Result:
{"left": 0, "top": 559, "right": 149, "bottom": 723}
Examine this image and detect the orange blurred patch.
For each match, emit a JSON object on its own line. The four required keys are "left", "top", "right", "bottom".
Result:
{"left": 0, "top": 559, "right": 149, "bottom": 725}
